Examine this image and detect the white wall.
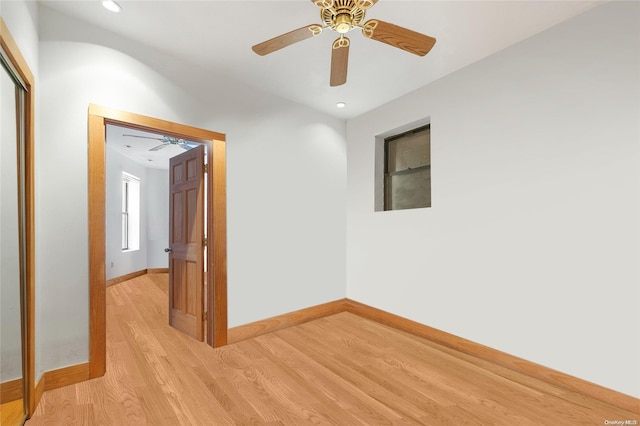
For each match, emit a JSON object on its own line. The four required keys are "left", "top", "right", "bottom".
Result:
{"left": 37, "top": 5, "right": 346, "bottom": 376}
{"left": 105, "top": 145, "right": 149, "bottom": 280}
{"left": 146, "top": 168, "right": 170, "bottom": 269}
{"left": 346, "top": 1, "right": 639, "bottom": 398}
{"left": 0, "top": 1, "right": 38, "bottom": 74}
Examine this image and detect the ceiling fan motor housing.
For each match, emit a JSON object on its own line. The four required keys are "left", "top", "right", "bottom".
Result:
{"left": 321, "top": 0, "right": 366, "bottom": 34}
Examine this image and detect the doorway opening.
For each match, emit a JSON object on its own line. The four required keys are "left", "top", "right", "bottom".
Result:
{"left": 87, "top": 105, "right": 227, "bottom": 379}
{"left": 105, "top": 125, "right": 209, "bottom": 340}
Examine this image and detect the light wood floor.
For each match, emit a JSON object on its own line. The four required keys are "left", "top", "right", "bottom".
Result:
{"left": 27, "top": 274, "right": 637, "bottom": 425}
{"left": 1, "top": 398, "right": 25, "bottom": 426}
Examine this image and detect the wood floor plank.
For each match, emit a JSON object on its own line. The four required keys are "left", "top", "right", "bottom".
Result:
{"left": 0, "top": 398, "right": 25, "bottom": 426}
{"left": 336, "top": 313, "right": 638, "bottom": 422}
{"left": 27, "top": 274, "right": 638, "bottom": 425}
{"left": 280, "top": 319, "right": 492, "bottom": 424}
{"left": 240, "top": 338, "right": 361, "bottom": 425}
{"left": 325, "top": 315, "right": 548, "bottom": 421}
{"left": 252, "top": 333, "right": 405, "bottom": 425}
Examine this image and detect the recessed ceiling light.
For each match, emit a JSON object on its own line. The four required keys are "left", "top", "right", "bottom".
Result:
{"left": 336, "top": 102, "right": 346, "bottom": 108}
{"left": 102, "top": 0, "right": 122, "bottom": 13}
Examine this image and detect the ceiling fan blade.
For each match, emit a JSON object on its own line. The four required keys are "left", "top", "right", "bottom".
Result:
{"left": 252, "top": 25, "right": 323, "bottom": 56}
{"left": 362, "top": 19, "right": 436, "bottom": 57}
{"left": 354, "top": 0, "right": 378, "bottom": 9}
{"left": 149, "top": 144, "right": 169, "bottom": 152}
{"left": 330, "top": 37, "right": 350, "bottom": 87}
{"left": 123, "top": 134, "right": 163, "bottom": 141}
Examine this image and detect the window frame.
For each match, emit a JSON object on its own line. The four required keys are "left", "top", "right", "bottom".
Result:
{"left": 383, "top": 124, "right": 431, "bottom": 211}
{"left": 121, "top": 172, "right": 140, "bottom": 251}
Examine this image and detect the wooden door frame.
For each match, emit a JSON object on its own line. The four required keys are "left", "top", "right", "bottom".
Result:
{"left": 87, "top": 105, "right": 227, "bottom": 378}
{"left": 1, "top": 18, "right": 36, "bottom": 416}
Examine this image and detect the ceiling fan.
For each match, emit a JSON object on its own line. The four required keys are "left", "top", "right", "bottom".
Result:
{"left": 251, "top": 0, "right": 436, "bottom": 87}
{"left": 123, "top": 134, "right": 194, "bottom": 151}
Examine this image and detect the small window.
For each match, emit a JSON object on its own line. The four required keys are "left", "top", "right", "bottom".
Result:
{"left": 122, "top": 172, "right": 140, "bottom": 251}
{"left": 384, "top": 124, "right": 431, "bottom": 210}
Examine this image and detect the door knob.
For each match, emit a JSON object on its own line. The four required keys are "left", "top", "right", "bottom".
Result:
{"left": 164, "top": 247, "right": 172, "bottom": 253}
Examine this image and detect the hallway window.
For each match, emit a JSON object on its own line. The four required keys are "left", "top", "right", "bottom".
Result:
{"left": 122, "top": 172, "right": 140, "bottom": 251}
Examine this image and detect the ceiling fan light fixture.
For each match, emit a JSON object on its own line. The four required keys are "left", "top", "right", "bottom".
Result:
{"left": 334, "top": 14, "right": 352, "bottom": 34}
{"left": 102, "top": 0, "right": 122, "bottom": 13}
{"left": 335, "top": 23, "right": 351, "bottom": 34}
{"left": 336, "top": 102, "right": 346, "bottom": 108}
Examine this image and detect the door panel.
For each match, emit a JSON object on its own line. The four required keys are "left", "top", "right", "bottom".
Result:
{"left": 168, "top": 145, "right": 205, "bottom": 340}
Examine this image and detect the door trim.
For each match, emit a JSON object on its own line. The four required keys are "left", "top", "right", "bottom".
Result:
{"left": 87, "top": 105, "right": 227, "bottom": 378}
{"left": 1, "top": 17, "right": 36, "bottom": 416}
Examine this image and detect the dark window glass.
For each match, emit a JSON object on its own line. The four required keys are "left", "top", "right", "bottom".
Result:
{"left": 384, "top": 125, "right": 430, "bottom": 210}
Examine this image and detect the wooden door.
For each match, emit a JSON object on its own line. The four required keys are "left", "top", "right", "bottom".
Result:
{"left": 168, "top": 144, "right": 205, "bottom": 340}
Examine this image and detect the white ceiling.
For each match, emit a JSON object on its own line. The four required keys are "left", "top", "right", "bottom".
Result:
{"left": 106, "top": 124, "right": 202, "bottom": 170}
{"left": 39, "top": 0, "right": 602, "bottom": 119}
